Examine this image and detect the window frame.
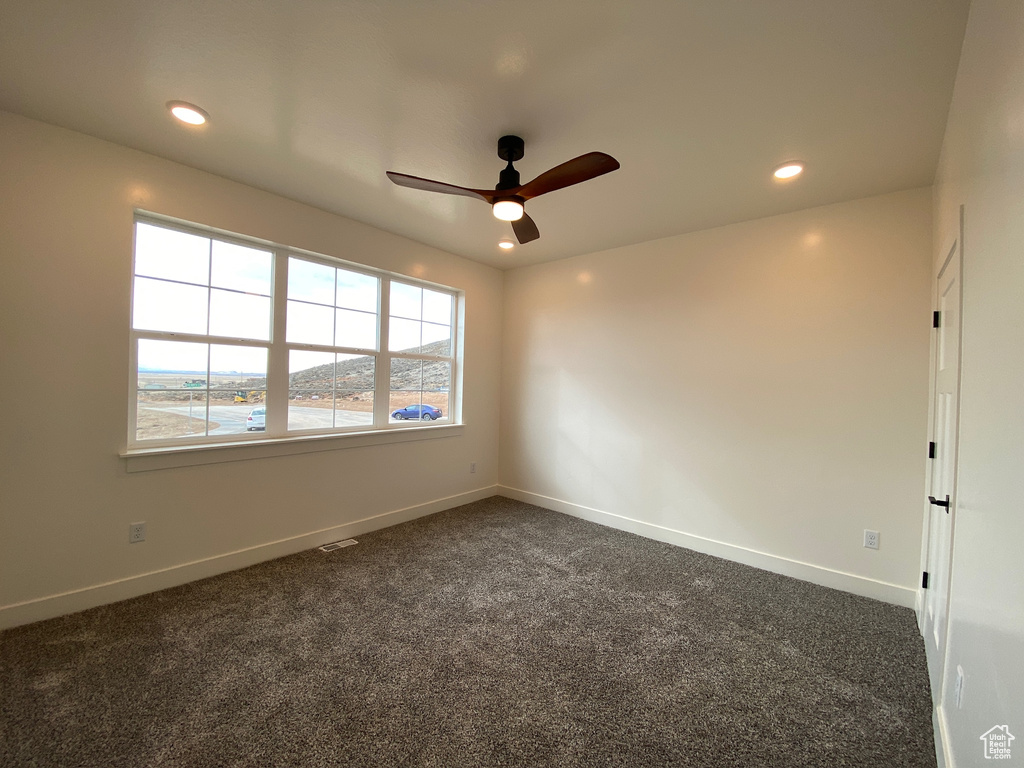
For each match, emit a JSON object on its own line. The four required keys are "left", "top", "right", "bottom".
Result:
{"left": 127, "top": 213, "right": 462, "bottom": 452}
{"left": 386, "top": 277, "right": 456, "bottom": 428}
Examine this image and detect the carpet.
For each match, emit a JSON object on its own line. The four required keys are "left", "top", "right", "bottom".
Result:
{"left": 0, "top": 496, "right": 936, "bottom": 767}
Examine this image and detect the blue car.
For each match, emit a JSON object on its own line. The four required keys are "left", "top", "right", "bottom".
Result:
{"left": 391, "top": 404, "right": 442, "bottom": 421}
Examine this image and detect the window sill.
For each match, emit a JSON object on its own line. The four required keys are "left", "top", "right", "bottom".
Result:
{"left": 121, "top": 424, "right": 464, "bottom": 473}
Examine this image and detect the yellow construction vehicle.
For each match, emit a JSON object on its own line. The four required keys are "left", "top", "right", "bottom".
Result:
{"left": 235, "top": 390, "right": 264, "bottom": 403}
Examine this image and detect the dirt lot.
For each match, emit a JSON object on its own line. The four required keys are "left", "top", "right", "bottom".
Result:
{"left": 136, "top": 409, "right": 219, "bottom": 440}
{"left": 289, "top": 392, "right": 373, "bottom": 412}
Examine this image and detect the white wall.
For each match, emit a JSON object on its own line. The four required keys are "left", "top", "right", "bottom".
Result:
{"left": 500, "top": 188, "right": 933, "bottom": 605}
{"left": 0, "top": 111, "right": 502, "bottom": 628}
{"left": 930, "top": 1, "right": 1024, "bottom": 764}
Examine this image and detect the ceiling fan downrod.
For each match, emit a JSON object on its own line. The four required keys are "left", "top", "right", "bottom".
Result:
{"left": 496, "top": 135, "right": 524, "bottom": 191}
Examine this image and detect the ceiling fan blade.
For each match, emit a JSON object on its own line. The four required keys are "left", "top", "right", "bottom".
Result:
{"left": 518, "top": 152, "right": 620, "bottom": 200}
{"left": 512, "top": 212, "right": 540, "bottom": 244}
{"left": 386, "top": 172, "right": 496, "bottom": 203}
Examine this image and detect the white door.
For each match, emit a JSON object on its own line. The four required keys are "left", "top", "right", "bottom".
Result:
{"left": 922, "top": 222, "right": 962, "bottom": 696}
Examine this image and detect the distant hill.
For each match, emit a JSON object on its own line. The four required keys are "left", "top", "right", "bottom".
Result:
{"left": 239, "top": 339, "right": 451, "bottom": 394}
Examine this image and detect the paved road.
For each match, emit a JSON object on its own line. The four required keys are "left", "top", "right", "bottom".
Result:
{"left": 143, "top": 403, "right": 377, "bottom": 435}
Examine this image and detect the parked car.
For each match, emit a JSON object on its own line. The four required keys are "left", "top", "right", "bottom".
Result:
{"left": 247, "top": 407, "right": 266, "bottom": 431}
{"left": 391, "top": 404, "right": 442, "bottom": 421}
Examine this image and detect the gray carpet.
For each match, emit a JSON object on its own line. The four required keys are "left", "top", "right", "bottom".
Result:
{"left": 0, "top": 496, "right": 936, "bottom": 767}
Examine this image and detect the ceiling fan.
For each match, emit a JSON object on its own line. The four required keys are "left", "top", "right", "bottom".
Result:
{"left": 386, "top": 135, "right": 619, "bottom": 244}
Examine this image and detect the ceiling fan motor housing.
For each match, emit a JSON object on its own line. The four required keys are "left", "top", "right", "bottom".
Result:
{"left": 497, "top": 167, "right": 520, "bottom": 190}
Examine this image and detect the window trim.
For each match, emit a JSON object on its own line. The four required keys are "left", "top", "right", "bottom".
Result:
{"left": 128, "top": 212, "right": 462, "bottom": 452}
{"left": 120, "top": 423, "right": 466, "bottom": 472}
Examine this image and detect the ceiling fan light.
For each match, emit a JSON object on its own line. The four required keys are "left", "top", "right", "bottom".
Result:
{"left": 493, "top": 199, "right": 524, "bottom": 221}
{"left": 498, "top": 239, "right": 515, "bottom": 250}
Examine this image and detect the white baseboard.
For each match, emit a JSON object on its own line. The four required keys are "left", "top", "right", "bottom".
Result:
{"left": 4, "top": 484, "right": 917, "bottom": 631}
{"left": 499, "top": 485, "right": 916, "bottom": 609}
{"left": 0, "top": 485, "right": 498, "bottom": 631}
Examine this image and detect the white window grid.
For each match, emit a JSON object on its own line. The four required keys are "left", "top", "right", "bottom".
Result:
{"left": 128, "top": 214, "right": 460, "bottom": 448}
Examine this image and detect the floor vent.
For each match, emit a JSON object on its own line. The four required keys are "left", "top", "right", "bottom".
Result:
{"left": 319, "top": 539, "right": 358, "bottom": 552}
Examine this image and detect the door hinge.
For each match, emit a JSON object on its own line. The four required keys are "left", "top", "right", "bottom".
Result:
{"left": 922, "top": 571, "right": 930, "bottom": 589}
{"left": 928, "top": 441, "right": 936, "bottom": 459}
{"left": 933, "top": 311, "right": 941, "bottom": 328}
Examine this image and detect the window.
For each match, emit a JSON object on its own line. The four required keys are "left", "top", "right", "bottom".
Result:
{"left": 388, "top": 281, "right": 453, "bottom": 422}
{"left": 286, "top": 257, "right": 379, "bottom": 430}
{"left": 129, "top": 217, "right": 459, "bottom": 448}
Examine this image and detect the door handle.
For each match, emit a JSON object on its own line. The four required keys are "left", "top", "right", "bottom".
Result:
{"left": 928, "top": 494, "right": 951, "bottom": 511}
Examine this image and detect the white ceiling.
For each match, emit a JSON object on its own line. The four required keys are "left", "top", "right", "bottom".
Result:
{"left": 0, "top": 0, "right": 970, "bottom": 268}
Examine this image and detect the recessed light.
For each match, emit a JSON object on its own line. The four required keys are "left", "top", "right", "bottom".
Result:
{"left": 498, "top": 239, "right": 515, "bottom": 250}
{"left": 773, "top": 162, "right": 804, "bottom": 180}
{"left": 167, "top": 101, "right": 209, "bottom": 126}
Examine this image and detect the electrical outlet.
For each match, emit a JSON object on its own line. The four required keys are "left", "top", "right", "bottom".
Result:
{"left": 470, "top": 462, "right": 477, "bottom": 474}
{"left": 129, "top": 522, "right": 146, "bottom": 543}
{"left": 863, "top": 529, "right": 879, "bottom": 550}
